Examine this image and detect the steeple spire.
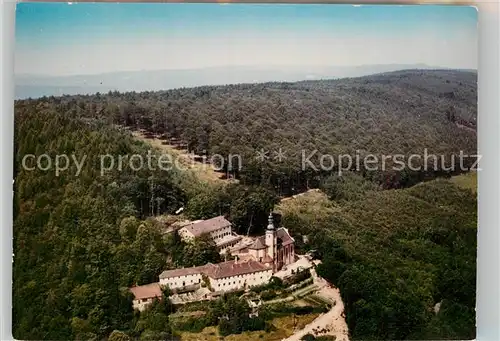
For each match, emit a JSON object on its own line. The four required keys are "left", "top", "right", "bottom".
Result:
{"left": 267, "top": 212, "right": 275, "bottom": 230}
{"left": 265, "top": 211, "right": 277, "bottom": 272}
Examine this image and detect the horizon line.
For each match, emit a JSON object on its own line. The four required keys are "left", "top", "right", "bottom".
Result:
{"left": 15, "top": 63, "right": 479, "bottom": 79}
{"left": 15, "top": 68, "right": 478, "bottom": 101}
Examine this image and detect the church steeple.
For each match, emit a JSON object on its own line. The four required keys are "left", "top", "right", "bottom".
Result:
{"left": 267, "top": 212, "right": 275, "bottom": 230}
{"left": 265, "top": 211, "right": 277, "bottom": 271}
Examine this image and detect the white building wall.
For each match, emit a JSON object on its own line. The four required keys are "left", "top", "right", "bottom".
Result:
{"left": 248, "top": 248, "right": 266, "bottom": 262}
{"left": 159, "top": 273, "right": 203, "bottom": 289}
{"left": 208, "top": 277, "right": 218, "bottom": 291}
{"left": 133, "top": 298, "right": 156, "bottom": 312}
{"left": 209, "top": 225, "right": 232, "bottom": 244}
{"left": 179, "top": 225, "right": 233, "bottom": 245}
{"left": 258, "top": 248, "right": 266, "bottom": 260}
{"left": 209, "top": 269, "right": 273, "bottom": 292}
{"left": 249, "top": 248, "right": 258, "bottom": 259}
{"left": 218, "top": 236, "right": 243, "bottom": 254}
{"left": 265, "top": 231, "right": 275, "bottom": 260}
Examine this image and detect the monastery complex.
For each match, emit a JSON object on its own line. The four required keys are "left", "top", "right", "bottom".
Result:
{"left": 129, "top": 212, "right": 298, "bottom": 311}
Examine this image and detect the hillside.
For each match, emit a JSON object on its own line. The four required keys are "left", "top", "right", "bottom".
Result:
{"left": 13, "top": 106, "right": 191, "bottom": 340}
{"left": 278, "top": 176, "right": 477, "bottom": 340}
{"left": 20, "top": 69, "right": 477, "bottom": 195}
{"left": 12, "top": 106, "right": 281, "bottom": 339}
{"left": 13, "top": 69, "right": 477, "bottom": 340}
{"left": 15, "top": 64, "right": 444, "bottom": 99}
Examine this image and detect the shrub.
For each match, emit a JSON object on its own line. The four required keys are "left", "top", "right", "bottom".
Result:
{"left": 108, "top": 330, "right": 132, "bottom": 341}
{"left": 302, "top": 334, "right": 316, "bottom": 341}
{"left": 260, "top": 290, "right": 278, "bottom": 301}
{"left": 286, "top": 278, "right": 314, "bottom": 293}
{"left": 285, "top": 269, "right": 312, "bottom": 285}
{"left": 242, "top": 316, "right": 267, "bottom": 333}
{"left": 301, "top": 334, "right": 336, "bottom": 341}
{"left": 171, "top": 316, "right": 211, "bottom": 333}
{"left": 251, "top": 276, "right": 284, "bottom": 293}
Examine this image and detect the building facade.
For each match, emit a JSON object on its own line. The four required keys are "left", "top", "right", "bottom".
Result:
{"left": 129, "top": 283, "right": 163, "bottom": 311}
{"left": 178, "top": 216, "right": 242, "bottom": 253}
{"left": 177, "top": 213, "right": 295, "bottom": 271}
{"left": 159, "top": 265, "right": 211, "bottom": 290}
{"left": 131, "top": 212, "right": 297, "bottom": 311}
{"left": 205, "top": 259, "right": 273, "bottom": 292}
{"left": 232, "top": 213, "right": 295, "bottom": 272}
{"left": 158, "top": 258, "right": 272, "bottom": 293}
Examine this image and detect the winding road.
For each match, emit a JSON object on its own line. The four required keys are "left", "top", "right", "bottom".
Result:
{"left": 282, "top": 268, "right": 349, "bottom": 341}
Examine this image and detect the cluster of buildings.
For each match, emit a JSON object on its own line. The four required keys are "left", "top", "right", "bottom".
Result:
{"left": 177, "top": 215, "right": 242, "bottom": 253}
{"left": 129, "top": 212, "right": 297, "bottom": 311}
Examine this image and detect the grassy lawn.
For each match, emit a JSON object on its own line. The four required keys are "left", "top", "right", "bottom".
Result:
{"left": 132, "top": 131, "right": 230, "bottom": 184}
{"left": 450, "top": 172, "right": 477, "bottom": 193}
{"left": 178, "top": 313, "right": 320, "bottom": 341}
{"left": 277, "top": 189, "right": 340, "bottom": 217}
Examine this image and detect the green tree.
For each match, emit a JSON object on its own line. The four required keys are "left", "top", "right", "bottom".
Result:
{"left": 182, "top": 234, "right": 222, "bottom": 267}
{"left": 108, "top": 330, "right": 131, "bottom": 341}
{"left": 320, "top": 172, "right": 379, "bottom": 202}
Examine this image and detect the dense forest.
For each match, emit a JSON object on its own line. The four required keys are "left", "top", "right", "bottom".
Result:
{"left": 279, "top": 174, "right": 477, "bottom": 340}
{"left": 22, "top": 69, "right": 477, "bottom": 195}
{"left": 13, "top": 105, "right": 279, "bottom": 339}
{"left": 14, "top": 70, "right": 477, "bottom": 340}
{"left": 14, "top": 105, "right": 184, "bottom": 339}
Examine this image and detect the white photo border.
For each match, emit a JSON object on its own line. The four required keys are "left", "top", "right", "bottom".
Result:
{"left": 1, "top": 1, "right": 498, "bottom": 340}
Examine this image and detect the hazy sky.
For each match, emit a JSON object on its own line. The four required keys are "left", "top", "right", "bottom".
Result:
{"left": 15, "top": 3, "right": 478, "bottom": 76}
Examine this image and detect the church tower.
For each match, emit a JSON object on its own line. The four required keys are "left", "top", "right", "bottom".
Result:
{"left": 265, "top": 212, "right": 277, "bottom": 268}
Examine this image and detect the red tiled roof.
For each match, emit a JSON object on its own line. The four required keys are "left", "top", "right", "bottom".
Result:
{"left": 248, "top": 238, "right": 266, "bottom": 250}
{"left": 182, "top": 216, "right": 231, "bottom": 237}
{"left": 236, "top": 254, "right": 256, "bottom": 262}
{"left": 216, "top": 234, "right": 242, "bottom": 247}
{"left": 159, "top": 264, "right": 214, "bottom": 279}
{"left": 129, "top": 283, "right": 163, "bottom": 300}
{"left": 254, "top": 227, "right": 294, "bottom": 248}
{"left": 277, "top": 227, "right": 294, "bottom": 246}
{"left": 159, "top": 225, "right": 294, "bottom": 282}
{"left": 205, "top": 259, "right": 270, "bottom": 279}
{"left": 261, "top": 255, "right": 274, "bottom": 264}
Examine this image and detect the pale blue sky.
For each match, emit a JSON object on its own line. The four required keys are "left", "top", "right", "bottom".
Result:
{"left": 15, "top": 3, "right": 478, "bottom": 76}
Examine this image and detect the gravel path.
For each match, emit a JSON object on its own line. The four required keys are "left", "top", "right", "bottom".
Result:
{"left": 281, "top": 269, "right": 349, "bottom": 341}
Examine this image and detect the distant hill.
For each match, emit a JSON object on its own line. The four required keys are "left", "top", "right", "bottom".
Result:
{"left": 15, "top": 69, "right": 477, "bottom": 195}
{"left": 15, "top": 64, "right": 452, "bottom": 99}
